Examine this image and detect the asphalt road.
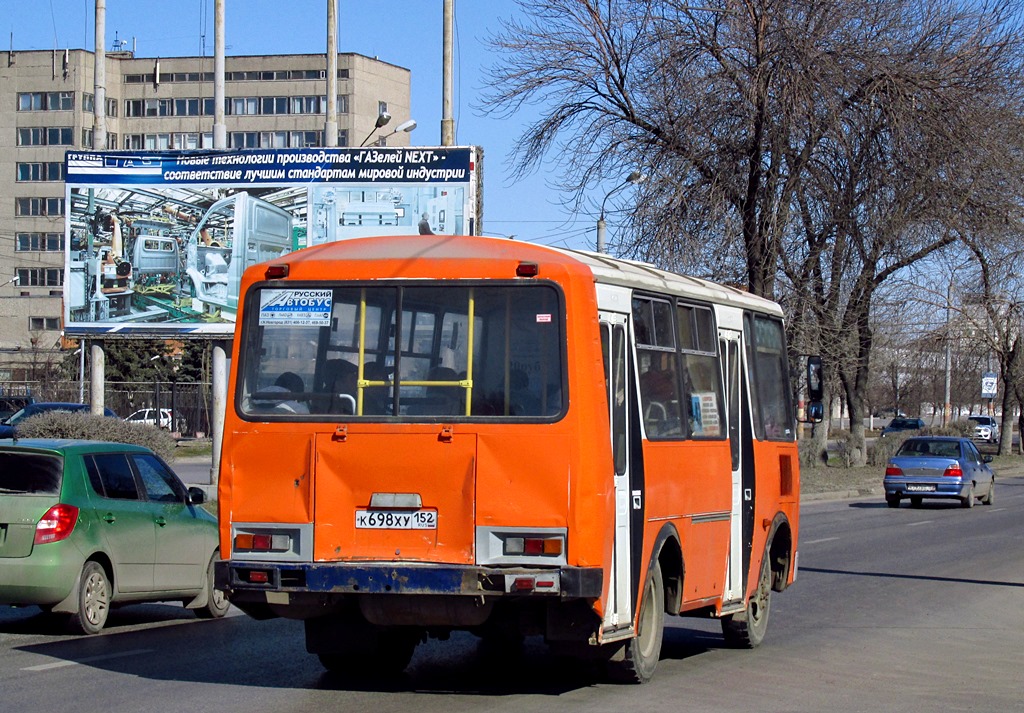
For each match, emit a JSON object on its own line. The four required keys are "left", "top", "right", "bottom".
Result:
{"left": 2, "top": 475, "right": 1022, "bottom": 712}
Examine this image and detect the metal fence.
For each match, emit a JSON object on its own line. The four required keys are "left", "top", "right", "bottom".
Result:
{"left": 1, "top": 380, "right": 214, "bottom": 438}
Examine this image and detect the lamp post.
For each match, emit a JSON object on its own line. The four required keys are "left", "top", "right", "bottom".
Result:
{"left": 597, "top": 171, "right": 646, "bottom": 253}
{"left": 359, "top": 111, "right": 392, "bottom": 147}
{"left": 377, "top": 119, "right": 417, "bottom": 144}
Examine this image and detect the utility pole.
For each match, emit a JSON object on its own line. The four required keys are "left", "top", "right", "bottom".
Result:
{"left": 441, "top": 0, "right": 454, "bottom": 145}
{"left": 94, "top": 0, "right": 106, "bottom": 150}
{"left": 213, "top": 0, "right": 226, "bottom": 149}
{"left": 943, "top": 278, "right": 952, "bottom": 426}
{"left": 325, "top": 0, "right": 338, "bottom": 146}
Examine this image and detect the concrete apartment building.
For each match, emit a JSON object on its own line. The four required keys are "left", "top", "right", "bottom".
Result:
{"left": 0, "top": 48, "right": 411, "bottom": 382}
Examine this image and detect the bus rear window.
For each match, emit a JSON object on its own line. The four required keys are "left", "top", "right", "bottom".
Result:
{"left": 239, "top": 283, "right": 565, "bottom": 420}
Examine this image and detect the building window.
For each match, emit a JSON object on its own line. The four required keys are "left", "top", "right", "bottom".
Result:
{"left": 229, "top": 97, "right": 259, "bottom": 115}
{"left": 17, "top": 127, "right": 73, "bottom": 146}
{"left": 83, "top": 93, "right": 95, "bottom": 112}
{"left": 107, "top": 132, "right": 118, "bottom": 150}
{"left": 16, "top": 233, "right": 64, "bottom": 252}
{"left": 29, "top": 317, "right": 61, "bottom": 331}
{"left": 291, "top": 96, "right": 322, "bottom": 114}
{"left": 229, "top": 132, "right": 259, "bottom": 148}
{"left": 172, "top": 132, "right": 200, "bottom": 150}
{"left": 17, "top": 91, "right": 74, "bottom": 111}
{"left": 17, "top": 268, "right": 63, "bottom": 287}
{"left": 16, "top": 162, "right": 66, "bottom": 181}
{"left": 289, "top": 130, "right": 321, "bottom": 147}
{"left": 16, "top": 197, "right": 64, "bottom": 216}
{"left": 338, "top": 129, "right": 349, "bottom": 147}
{"left": 82, "top": 128, "right": 93, "bottom": 148}
{"left": 107, "top": 98, "right": 118, "bottom": 117}
{"left": 337, "top": 95, "right": 349, "bottom": 114}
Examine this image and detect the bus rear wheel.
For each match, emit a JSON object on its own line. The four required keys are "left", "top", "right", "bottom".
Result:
{"left": 606, "top": 560, "right": 664, "bottom": 684}
{"left": 316, "top": 628, "right": 418, "bottom": 678}
{"left": 722, "top": 552, "right": 772, "bottom": 649}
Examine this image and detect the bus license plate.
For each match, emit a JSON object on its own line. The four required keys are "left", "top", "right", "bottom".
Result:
{"left": 355, "top": 509, "right": 437, "bottom": 530}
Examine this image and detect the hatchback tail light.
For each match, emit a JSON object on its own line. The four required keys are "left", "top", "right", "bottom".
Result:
{"left": 943, "top": 464, "right": 964, "bottom": 478}
{"left": 34, "top": 504, "right": 80, "bottom": 544}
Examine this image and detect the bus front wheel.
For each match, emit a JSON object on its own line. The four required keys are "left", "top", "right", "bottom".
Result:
{"left": 722, "top": 552, "right": 772, "bottom": 648}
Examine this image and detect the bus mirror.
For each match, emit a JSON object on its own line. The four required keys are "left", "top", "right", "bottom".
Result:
{"left": 806, "top": 356, "right": 823, "bottom": 402}
{"left": 805, "top": 401, "right": 824, "bottom": 424}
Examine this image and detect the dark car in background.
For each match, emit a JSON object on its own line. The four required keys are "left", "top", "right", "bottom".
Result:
{"left": 0, "top": 402, "right": 118, "bottom": 438}
{"left": 0, "top": 439, "right": 228, "bottom": 633}
{"left": 0, "top": 395, "right": 35, "bottom": 421}
{"left": 883, "top": 436, "right": 995, "bottom": 508}
{"left": 879, "top": 417, "right": 926, "bottom": 438}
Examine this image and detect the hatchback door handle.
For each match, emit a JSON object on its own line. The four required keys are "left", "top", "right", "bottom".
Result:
{"left": 155, "top": 517, "right": 167, "bottom": 527}
{"left": 103, "top": 514, "right": 116, "bottom": 523}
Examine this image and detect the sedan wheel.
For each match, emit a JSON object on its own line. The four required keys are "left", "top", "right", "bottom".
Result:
{"left": 981, "top": 479, "right": 995, "bottom": 506}
{"left": 961, "top": 484, "right": 975, "bottom": 508}
{"left": 69, "top": 561, "right": 110, "bottom": 635}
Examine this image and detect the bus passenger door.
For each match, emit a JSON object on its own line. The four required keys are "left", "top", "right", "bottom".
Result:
{"left": 600, "top": 312, "right": 634, "bottom": 632}
{"left": 719, "top": 329, "right": 748, "bottom": 604}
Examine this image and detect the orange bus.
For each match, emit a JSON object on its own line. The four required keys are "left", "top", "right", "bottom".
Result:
{"left": 215, "top": 234, "right": 821, "bottom": 683}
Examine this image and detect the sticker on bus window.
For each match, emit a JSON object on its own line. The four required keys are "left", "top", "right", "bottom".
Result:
{"left": 536, "top": 314, "right": 552, "bottom": 323}
{"left": 258, "top": 289, "right": 333, "bottom": 326}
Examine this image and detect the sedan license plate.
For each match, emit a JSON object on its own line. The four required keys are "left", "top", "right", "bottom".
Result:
{"left": 355, "top": 509, "right": 437, "bottom": 530}
{"left": 906, "top": 484, "right": 936, "bottom": 492}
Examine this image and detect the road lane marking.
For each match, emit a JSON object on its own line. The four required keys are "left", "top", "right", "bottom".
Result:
{"left": 907, "top": 520, "right": 934, "bottom": 526}
{"left": 23, "top": 648, "right": 154, "bottom": 671}
{"left": 804, "top": 537, "right": 839, "bottom": 545}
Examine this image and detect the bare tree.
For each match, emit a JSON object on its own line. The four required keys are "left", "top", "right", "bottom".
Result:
{"left": 483, "top": 0, "right": 1024, "bottom": 463}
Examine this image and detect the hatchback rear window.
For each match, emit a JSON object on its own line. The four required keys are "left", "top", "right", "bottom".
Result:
{"left": 0, "top": 452, "right": 63, "bottom": 494}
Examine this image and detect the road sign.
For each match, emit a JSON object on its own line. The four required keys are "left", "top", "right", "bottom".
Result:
{"left": 981, "top": 372, "right": 998, "bottom": 399}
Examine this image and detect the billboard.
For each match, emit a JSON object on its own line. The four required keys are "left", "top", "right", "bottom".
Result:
{"left": 63, "top": 146, "right": 481, "bottom": 337}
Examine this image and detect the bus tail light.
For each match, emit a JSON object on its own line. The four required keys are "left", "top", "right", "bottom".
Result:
{"left": 235, "top": 532, "right": 291, "bottom": 552}
{"left": 943, "top": 464, "right": 964, "bottom": 478}
{"left": 34, "top": 504, "right": 79, "bottom": 545}
{"left": 504, "top": 535, "right": 563, "bottom": 557}
{"left": 885, "top": 465, "right": 903, "bottom": 476}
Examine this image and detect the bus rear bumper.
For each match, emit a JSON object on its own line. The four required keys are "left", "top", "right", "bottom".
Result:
{"left": 216, "top": 560, "right": 602, "bottom": 604}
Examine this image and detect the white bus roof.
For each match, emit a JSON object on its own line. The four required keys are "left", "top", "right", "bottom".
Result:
{"left": 546, "top": 243, "right": 784, "bottom": 318}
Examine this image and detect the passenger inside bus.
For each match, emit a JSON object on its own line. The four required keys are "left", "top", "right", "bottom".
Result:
{"left": 253, "top": 371, "right": 309, "bottom": 414}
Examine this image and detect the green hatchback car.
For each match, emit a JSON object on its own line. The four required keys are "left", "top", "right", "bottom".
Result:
{"left": 0, "top": 439, "right": 228, "bottom": 633}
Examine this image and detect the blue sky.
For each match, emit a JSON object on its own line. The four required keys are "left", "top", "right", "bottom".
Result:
{"left": 4, "top": 0, "right": 603, "bottom": 250}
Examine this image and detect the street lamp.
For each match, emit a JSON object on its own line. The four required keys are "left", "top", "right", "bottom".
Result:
{"left": 597, "top": 171, "right": 646, "bottom": 253}
{"left": 359, "top": 111, "right": 392, "bottom": 147}
{"left": 377, "top": 118, "right": 417, "bottom": 144}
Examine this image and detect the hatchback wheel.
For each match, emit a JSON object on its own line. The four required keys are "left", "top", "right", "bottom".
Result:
{"left": 195, "top": 553, "right": 230, "bottom": 619}
{"left": 69, "top": 561, "right": 110, "bottom": 635}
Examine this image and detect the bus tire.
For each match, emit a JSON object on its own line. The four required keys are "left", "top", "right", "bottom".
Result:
{"left": 722, "top": 552, "right": 772, "bottom": 649}
{"left": 607, "top": 560, "right": 664, "bottom": 684}
{"left": 316, "top": 627, "right": 418, "bottom": 678}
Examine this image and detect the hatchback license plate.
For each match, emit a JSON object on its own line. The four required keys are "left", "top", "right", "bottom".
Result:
{"left": 906, "top": 484, "right": 936, "bottom": 492}
{"left": 355, "top": 509, "right": 437, "bottom": 529}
